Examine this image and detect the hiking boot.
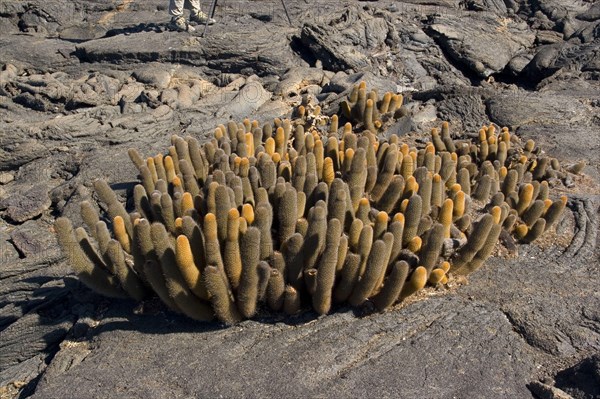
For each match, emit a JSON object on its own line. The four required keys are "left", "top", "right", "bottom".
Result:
{"left": 168, "top": 16, "right": 195, "bottom": 32}
{"left": 190, "top": 10, "right": 216, "bottom": 25}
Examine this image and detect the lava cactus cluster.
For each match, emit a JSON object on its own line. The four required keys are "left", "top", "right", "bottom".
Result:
{"left": 55, "top": 84, "right": 569, "bottom": 324}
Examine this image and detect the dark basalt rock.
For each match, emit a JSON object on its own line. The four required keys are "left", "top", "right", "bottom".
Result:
{"left": 555, "top": 355, "right": 600, "bottom": 399}
{"left": 577, "top": 3, "right": 600, "bottom": 22}
{"left": 9, "top": 219, "right": 58, "bottom": 259}
{"left": 524, "top": 41, "right": 600, "bottom": 84}
{"left": 463, "top": 0, "right": 508, "bottom": 14}
{"left": 75, "top": 29, "right": 302, "bottom": 77}
{"left": 0, "top": 185, "right": 51, "bottom": 223}
{"left": 425, "top": 13, "right": 535, "bottom": 78}
{"left": 0, "top": 0, "right": 598, "bottom": 397}
{"left": 0, "top": 35, "right": 77, "bottom": 71}
{"left": 30, "top": 297, "right": 536, "bottom": 399}
{"left": 298, "top": 7, "right": 397, "bottom": 73}
{"left": 0, "top": 312, "right": 74, "bottom": 374}
{"left": 58, "top": 24, "right": 108, "bottom": 43}
{"left": 485, "top": 92, "right": 590, "bottom": 129}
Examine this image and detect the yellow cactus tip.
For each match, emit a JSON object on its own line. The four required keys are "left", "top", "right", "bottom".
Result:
{"left": 408, "top": 236, "right": 422, "bottom": 253}
{"left": 393, "top": 213, "right": 405, "bottom": 224}
{"left": 560, "top": 195, "right": 568, "bottom": 205}
{"left": 377, "top": 211, "right": 388, "bottom": 222}
{"left": 515, "top": 224, "right": 528, "bottom": 239}
{"left": 242, "top": 203, "right": 255, "bottom": 224}
{"left": 491, "top": 206, "right": 502, "bottom": 224}
{"left": 478, "top": 129, "right": 486, "bottom": 140}
{"left": 228, "top": 208, "right": 240, "bottom": 219}
{"left": 176, "top": 234, "right": 188, "bottom": 246}
{"left": 441, "top": 261, "right": 450, "bottom": 273}
{"left": 400, "top": 199, "right": 409, "bottom": 213}
{"left": 205, "top": 213, "right": 216, "bottom": 224}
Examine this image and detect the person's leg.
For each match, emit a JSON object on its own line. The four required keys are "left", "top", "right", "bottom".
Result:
{"left": 168, "top": 0, "right": 185, "bottom": 17}
{"left": 168, "top": 0, "right": 195, "bottom": 31}
{"left": 189, "top": 0, "right": 216, "bottom": 25}
{"left": 185, "top": 0, "right": 201, "bottom": 14}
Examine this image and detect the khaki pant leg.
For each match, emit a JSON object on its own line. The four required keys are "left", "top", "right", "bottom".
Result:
{"left": 186, "top": 0, "right": 201, "bottom": 13}
{"left": 169, "top": 0, "right": 185, "bottom": 17}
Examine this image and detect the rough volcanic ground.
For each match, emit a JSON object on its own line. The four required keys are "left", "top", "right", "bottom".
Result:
{"left": 0, "top": 0, "right": 599, "bottom": 398}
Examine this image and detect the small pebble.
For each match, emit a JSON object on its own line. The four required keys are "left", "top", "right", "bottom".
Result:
{"left": 0, "top": 172, "right": 15, "bottom": 184}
